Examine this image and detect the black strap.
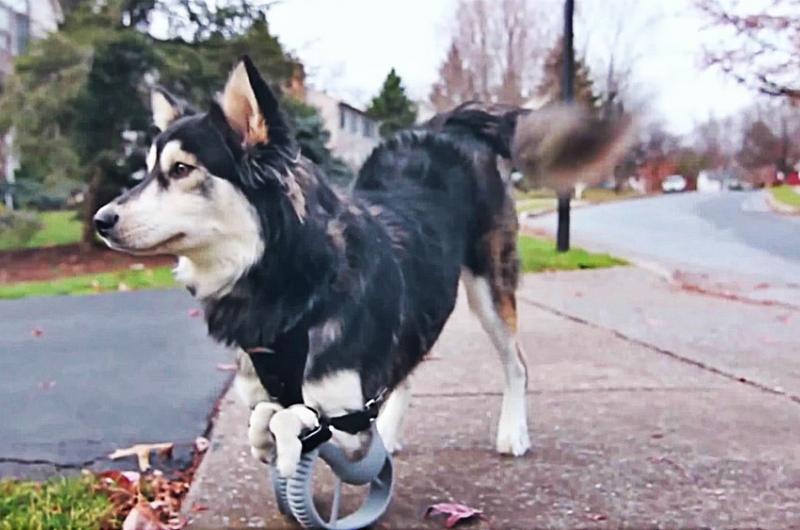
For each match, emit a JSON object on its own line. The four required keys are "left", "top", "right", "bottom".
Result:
{"left": 298, "top": 390, "right": 386, "bottom": 453}
{"left": 246, "top": 327, "right": 387, "bottom": 453}
{"left": 246, "top": 326, "right": 309, "bottom": 408}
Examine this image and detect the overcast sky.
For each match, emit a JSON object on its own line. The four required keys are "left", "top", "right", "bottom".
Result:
{"left": 267, "top": 0, "right": 758, "bottom": 135}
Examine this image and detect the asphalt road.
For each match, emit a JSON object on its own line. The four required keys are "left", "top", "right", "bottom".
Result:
{"left": 525, "top": 191, "right": 800, "bottom": 289}
{"left": 0, "top": 289, "right": 231, "bottom": 479}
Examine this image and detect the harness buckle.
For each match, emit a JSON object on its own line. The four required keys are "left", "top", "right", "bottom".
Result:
{"left": 300, "top": 421, "right": 332, "bottom": 453}
{"left": 364, "top": 387, "right": 388, "bottom": 416}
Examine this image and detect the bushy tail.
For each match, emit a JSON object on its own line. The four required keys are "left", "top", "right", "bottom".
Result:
{"left": 511, "top": 104, "right": 634, "bottom": 192}
{"left": 427, "top": 102, "right": 634, "bottom": 192}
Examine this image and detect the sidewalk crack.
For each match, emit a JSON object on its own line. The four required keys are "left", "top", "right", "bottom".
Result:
{"left": 519, "top": 294, "right": 800, "bottom": 405}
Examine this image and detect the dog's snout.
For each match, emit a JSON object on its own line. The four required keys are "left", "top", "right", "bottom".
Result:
{"left": 93, "top": 210, "right": 119, "bottom": 237}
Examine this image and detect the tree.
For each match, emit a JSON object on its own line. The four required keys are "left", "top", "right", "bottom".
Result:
{"left": 538, "top": 38, "right": 599, "bottom": 109}
{"left": 429, "top": 43, "right": 475, "bottom": 111}
{"left": 0, "top": 0, "right": 339, "bottom": 245}
{"left": 283, "top": 99, "right": 352, "bottom": 187}
{"left": 696, "top": 0, "right": 800, "bottom": 103}
{"left": 429, "top": 0, "right": 553, "bottom": 110}
{"left": 367, "top": 69, "right": 417, "bottom": 138}
{"left": 738, "top": 120, "right": 782, "bottom": 170}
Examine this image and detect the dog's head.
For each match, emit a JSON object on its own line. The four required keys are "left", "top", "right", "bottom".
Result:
{"left": 94, "top": 57, "right": 302, "bottom": 265}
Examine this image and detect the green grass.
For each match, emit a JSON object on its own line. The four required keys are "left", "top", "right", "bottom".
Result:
{"left": 0, "top": 266, "right": 175, "bottom": 300}
{"left": 771, "top": 185, "right": 800, "bottom": 208}
{"left": 0, "top": 477, "right": 113, "bottom": 530}
{"left": 0, "top": 210, "right": 82, "bottom": 251}
{"left": 518, "top": 234, "right": 626, "bottom": 273}
{"left": 516, "top": 197, "right": 556, "bottom": 214}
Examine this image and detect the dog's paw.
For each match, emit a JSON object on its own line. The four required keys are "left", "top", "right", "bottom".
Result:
{"left": 381, "top": 438, "right": 403, "bottom": 455}
{"left": 248, "top": 402, "right": 280, "bottom": 463}
{"left": 496, "top": 416, "right": 531, "bottom": 457}
{"left": 269, "top": 406, "right": 319, "bottom": 478}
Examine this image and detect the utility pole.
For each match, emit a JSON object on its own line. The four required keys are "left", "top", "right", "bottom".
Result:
{"left": 557, "top": 0, "right": 575, "bottom": 252}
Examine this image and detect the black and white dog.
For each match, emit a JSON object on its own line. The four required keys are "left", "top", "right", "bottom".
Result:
{"left": 95, "top": 57, "right": 630, "bottom": 477}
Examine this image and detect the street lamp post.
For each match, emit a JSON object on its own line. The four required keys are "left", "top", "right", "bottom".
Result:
{"left": 557, "top": 0, "right": 575, "bottom": 253}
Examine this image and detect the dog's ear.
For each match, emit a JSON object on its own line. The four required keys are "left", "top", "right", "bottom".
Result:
{"left": 151, "top": 88, "right": 184, "bottom": 132}
{"left": 220, "top": 56, "right": 292, "bottom": 148}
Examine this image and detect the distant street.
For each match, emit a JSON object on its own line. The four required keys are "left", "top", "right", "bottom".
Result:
{"left": 525, "top": 191, "right": 800, "bottom": 302}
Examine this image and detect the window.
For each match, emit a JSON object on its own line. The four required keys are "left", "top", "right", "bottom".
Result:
{"left": 363, "top": 118, "right": 376, "bottom": 139}
{"left": 14, "top": 13, "right": 28, "bottom": 54}
{"left": 0, "top": 8, "right": 9, "bottom": 33}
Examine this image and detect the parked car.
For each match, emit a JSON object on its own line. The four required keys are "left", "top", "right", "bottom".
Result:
{"left": 662, "top": 174, "right": 687, "bottom": 193}
{"left": 726, "top": 178, "right": 751, "bottom": 191}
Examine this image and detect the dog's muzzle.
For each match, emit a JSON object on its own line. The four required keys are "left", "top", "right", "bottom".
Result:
{"left": 93, "top": 208, "right": 119, "bottom": 238}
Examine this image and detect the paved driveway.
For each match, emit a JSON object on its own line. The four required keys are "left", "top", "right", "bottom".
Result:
{"left": 0, "top": 289, "right": 231, "bottom": 478}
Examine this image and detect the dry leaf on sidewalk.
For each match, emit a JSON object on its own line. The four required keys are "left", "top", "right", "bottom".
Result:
{"left": 425, "top": 502, "right": 486, "bottom": 528}
{"left": 122, "top": 502, "right": 168, "bottom": 530}
{"left": 109, "top": 443, "right": 174, "bottom": 471}
{"left": 194, "top": 436, "right": 210, "bottom": 452}
{"left": 215, "top": 363, "right": 237, "bottom": 371}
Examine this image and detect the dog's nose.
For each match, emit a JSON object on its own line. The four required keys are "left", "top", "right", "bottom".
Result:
{"left": 93, "top": 210, "right": 119, "bottom": 237}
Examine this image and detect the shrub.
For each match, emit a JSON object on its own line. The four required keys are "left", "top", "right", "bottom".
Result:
{"left": 0, "top": 208, "right": 42, "bottom": 249}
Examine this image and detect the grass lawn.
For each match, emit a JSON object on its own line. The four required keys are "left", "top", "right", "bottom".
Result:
{"left": 518, "top": 234, "right": 626, "bottom": 272}
{"left": 0, "top": 477, "right": 113, "bottom": 530}
{"left": 0, "top": 266, "right": 175, "bottom": 300}
{"left": 0, "top": 210, "right": 82, "bottom": 251}
{"left": 771, "top": 185, "right": 800, "bottom": 208}
{"left": 581, "top": 187, "right": 639, "bottom": 203}
{"left": 516, "top": 197, "right": 556, "bottom": 214}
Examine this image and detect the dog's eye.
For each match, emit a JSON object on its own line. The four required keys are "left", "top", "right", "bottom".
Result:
{"left": 170, "top": 162, "right": 194, "bottom": 179}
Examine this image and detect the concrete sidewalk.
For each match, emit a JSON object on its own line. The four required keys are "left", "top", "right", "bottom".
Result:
{"left": 183, "top": 267, "right": 800, "bottom": 529}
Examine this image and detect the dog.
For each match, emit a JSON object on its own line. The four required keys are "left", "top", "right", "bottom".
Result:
{"left": 94, "top": 56, "right": 631, "bottom": 477}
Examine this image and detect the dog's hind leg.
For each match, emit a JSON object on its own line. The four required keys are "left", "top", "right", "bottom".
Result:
{"left": 462, "top": 267, "right": 531, "bottom": 456}
{"left": 377, "top": 379, "right": 411, "bottom": 454}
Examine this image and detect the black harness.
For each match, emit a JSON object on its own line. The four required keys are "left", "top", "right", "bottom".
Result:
{"left": 246, "top": 326, "right": 385, "bottom": 453}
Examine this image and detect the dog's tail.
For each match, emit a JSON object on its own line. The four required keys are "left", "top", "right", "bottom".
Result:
{"left": 428, "top": 102, "right": 634, "bottom": 192}
{"left": 511, "top": 104, "right": 634, "bottom": 192}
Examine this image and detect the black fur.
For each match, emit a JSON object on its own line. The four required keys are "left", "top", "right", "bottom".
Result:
{"left": 141, "top": 60, "right": 523, "bottom": 406}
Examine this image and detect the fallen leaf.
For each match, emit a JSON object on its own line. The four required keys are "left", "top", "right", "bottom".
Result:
{"left": 425, "top": 502, "right": 486, "bottom": 528}
{"left": 190, "top": 503, "right": 209, "bottom": 512}
{"left": 122, "top": 502, "right": 168, "bottom": 530}
{"left": 38, "top": 380, "right": 56, "bottom": 391}
{"left": 215, "top": 363, "right": 237, "bottom": 372}
{"left": 31, "top": 327, "right": 44, "bottom": 338}
{"left": 188, "top": 308, "right": 202, "bottom": 318}
{"left": 130, "top": 263, "right": 146, "bottom": 271}
{"left": 588, "top": 513, "right": 608, "bottom": 521}
{"left": 194, "top": 436, "right": 210, "bottom": 453}
{"left": 118, "top": 282, "right": 131, "bottom": 292}
{"left": 109, "top": 443, "right": 174, "bottom": 471}
{"left": 777, "top": 313, "right": 792, "bottom": 324}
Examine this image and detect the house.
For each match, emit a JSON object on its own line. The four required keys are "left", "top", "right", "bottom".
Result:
{"left": 0, "top": 0, "right": 61, "bottom": 82}
{"left": 305, "top": 89, "right": 380, "bottom": 171}
{"left": 1, "top": 0, "right": 62, "bottom": 208}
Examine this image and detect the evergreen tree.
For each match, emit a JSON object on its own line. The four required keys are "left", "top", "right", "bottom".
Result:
{"left": 538, "top": 39, "right": 598, "bottom": 109}
{"left": 283, "top": 99, "right": 352, "bottom": 188}
{"left": 366, "top": 68, "right": 417, "bottom": 138}
{"left": 0, "top": 1, "right": 342, "bottom": 243}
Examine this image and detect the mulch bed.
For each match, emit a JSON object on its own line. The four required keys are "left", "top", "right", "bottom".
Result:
{"left": 0, "top": 244, "right": 174, "bottom": 284}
